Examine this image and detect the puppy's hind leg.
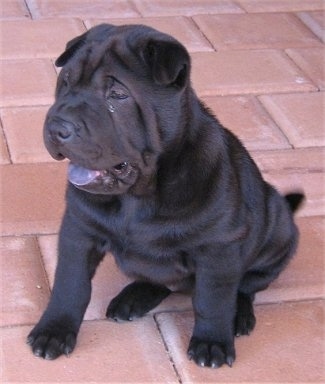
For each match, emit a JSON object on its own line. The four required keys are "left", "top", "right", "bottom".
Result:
{"left": 236, "top": 225, "right": 299, "bottom": 337}
{"left": 106, "top": 282, "right": 171, "bottom": 321}
{"left": 235, "top": 248, "right": 293, "bottom": 337}
{"left": 235, "top": 268, "right": 279, "bottom": 338}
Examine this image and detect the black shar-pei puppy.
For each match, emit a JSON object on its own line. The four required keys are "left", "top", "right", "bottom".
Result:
{"left": 27, "top": 24, "right": 303, "bottom": 368}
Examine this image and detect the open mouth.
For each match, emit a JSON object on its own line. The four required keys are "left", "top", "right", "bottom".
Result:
{"left": 68, "top": 161, "right": 136, "bottom": 194}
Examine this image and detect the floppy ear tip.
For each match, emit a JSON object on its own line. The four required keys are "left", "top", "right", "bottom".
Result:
{"left": 144, "top": 39, "right": 191, "bottom": 87}
{"left": 55, "top": 47, "right": 76, "bottom": 67}
{"left": 55, "top": 54, "right": 67, "bottom": 67}
{"left": 55, "top": 35, "right": 87, "bottom": 67}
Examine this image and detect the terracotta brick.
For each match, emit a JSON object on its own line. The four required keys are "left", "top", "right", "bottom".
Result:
{"left": 1, "top": 106, "right": 54, "bottom": 163}
{"left": 252, "top": 147, "right": 325, "bottom": 173}
{"left": 156, "top": 292, "right": 193, "bottom": 313}
{"left": 0, "top": 59, "right": 56, "bottom": 107}
{"left": 134, "top": 0, "right": 244, "bottom": 16}
{"left": 191, "top": 51, "right": 317, "bottom": 96}
{"left": 298, "top": 10, "right": 325, "bottom": 42}
{"left": 27, "top": 0, "right": 140, "bottom": 18}
{"left": 259, "top": 92, "right": 325, "bottom": 147}
{"left": 265, "top": 172, "right": 325, "bottom": 217}
{"left": 194, "top": 13, "right": 322, "bottom": 50}
{"left": 1, "top": 19, "right": 85, "bottom": 59}
{"left": 251, "top": 148, "right": 325, "bottom": 217}
{"left": 0, "top": 236, "right": 50, "bottom": 326}
{"left": 202, "top": 95, "right": 290, "bottom": 151}
{"left": 86, "top": 17, "right": 214, "bottom": 52}
{"left": 256, "top": 216, "right": 325, "bottom": 303}
{"left": 157, "top": 301, "right": 324, "bottom": 383}
{"left": 0, "top": 0, "right": 30, "bottom": 19}
{"left": 0, "top": 163, "right": 67, "bottom": 235}
{"left": 0, "top": 121, "right": 10, "bottom": 164}
{"left": 237, "top": 0, "right": 325, "bottom": 12}
{"left": 2, "top": 320, "right": 178, "bottom": 382}
{"left": 251, "top": 148, "right": 324, "bottom": 217}
{"left": 286, "top": 47, "right": 325, "bottom": 90}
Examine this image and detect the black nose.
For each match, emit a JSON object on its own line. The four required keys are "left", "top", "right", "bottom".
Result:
{"left": 48, "top": 118, "right": 75, "bottom": 143}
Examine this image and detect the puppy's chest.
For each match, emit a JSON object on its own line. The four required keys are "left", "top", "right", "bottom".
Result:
{"left": 104, "top": 197, "right": 189, "bottom": 247}
{"left": 109, "top": 214, "right": 184, "bottom": 257}
{"left": 103, "top": 203, "right": 195, "bottom": 285}
{"left": 118, "top": 230, "right": 196, "bottom": 287}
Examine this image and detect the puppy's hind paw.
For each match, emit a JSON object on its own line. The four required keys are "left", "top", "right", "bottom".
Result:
{"left": 106, "top": 281, "right": 171, "bottom": 322}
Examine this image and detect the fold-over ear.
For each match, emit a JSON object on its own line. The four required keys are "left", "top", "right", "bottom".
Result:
{"left": 55, "top": 24, "right": 116, "bottom": 67}
{"left": 143, "top": 40, "right": 190, "bottom": 88}
{"left": 55, "top": 32, "right": 88, "bottom": 67}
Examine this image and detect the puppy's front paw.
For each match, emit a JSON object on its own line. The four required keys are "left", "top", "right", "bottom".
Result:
{"left": 27, "top": 321, "right": 77, "bottom": 360}
{"left": 187, "top": 337, "right": 235, "bottom": 368}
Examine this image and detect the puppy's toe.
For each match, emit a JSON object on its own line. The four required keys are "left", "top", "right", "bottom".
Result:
{"left": 187, "top": 337, "right": 235, "bottom": 368}
{"left": 27, "top": 323, "right": 76, "bottom": 360}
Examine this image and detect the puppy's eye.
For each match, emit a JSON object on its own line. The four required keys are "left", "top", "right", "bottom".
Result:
{"left": 110, "top": 89, "right": 128, "bottom": 100}
{"left": 113, "top": 162, "right": 128, "bottom": 172}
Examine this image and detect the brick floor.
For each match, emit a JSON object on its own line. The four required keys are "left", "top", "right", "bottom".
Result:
{"left": 0, "top": 121, "right": 10, "bottom": 164}
{"left": 260, "top": 92, "right": 325, "bottom": 147}
{"left": 157, "top": 300, "right": 324, "bottom": 383}
{"left": 193, "top": 13, "right": 323, "bottom": 50}
{"left": 27, "top": 0, "right": 141, "bottom": 19}
{"left": 1, "top": 106, "right": 53, "bottom": 163}
{"left": 0, "top": 0, "right": 30, "bottom": 19}
{"left": 0, "top": 0, "right": 324, "bottom": 383}
{"left": 0, "top": 236, "right": 50, "bottom": 327}
{"left": 133, "top": 0, "right": 244, "bottom": 16}
{"left": 298, "top": 10, "right": 325, "bottom": 42}
{"left": 191, "top": 50, "right": 317, "bottom": 96}
{"left": 202, "top": 95, "right": 291, "bottom": 150}
{"left": 0, "top": 59, "right": 56, "bottom": 106}
{"left": 286, "top": 47, "right": 325, "bottom": 90}
{"left": 2, "top": 320, "right": 178, "bottom": 382}
{"left": 1, "top": 163, "right": 67, "bottom": 235}
{"left": 236, "top": 0, "right": 325, "bottom": 12}
{"left": 1, "top": 19, "right": 86, "bottom": 59}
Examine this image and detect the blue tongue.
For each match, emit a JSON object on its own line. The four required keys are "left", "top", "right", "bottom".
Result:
{"left": 68, "top": 164, "right": 102, "bottom": 186}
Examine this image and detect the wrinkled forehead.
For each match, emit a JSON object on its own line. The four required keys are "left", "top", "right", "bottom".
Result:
{"left": 84, "top": 23, "right": 174, "bottom": 47}
{"left": 60, "top": 24, "right": 177, "bottom": 83}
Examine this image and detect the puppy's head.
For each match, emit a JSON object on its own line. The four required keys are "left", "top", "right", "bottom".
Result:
{"left": 44, "top": 24, "right": 191, "bottom": 195}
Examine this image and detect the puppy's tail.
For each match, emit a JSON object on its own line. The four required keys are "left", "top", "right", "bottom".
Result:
{"left": 285, "top": 193, "right": 305, "bottom": 213}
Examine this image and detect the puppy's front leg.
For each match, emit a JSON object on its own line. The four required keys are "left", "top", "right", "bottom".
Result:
{"left": 27, "top": 211, "right": 104, "bottom": 360}
{"left": 188, "top": 248, "right": 240, "bottom": 368}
